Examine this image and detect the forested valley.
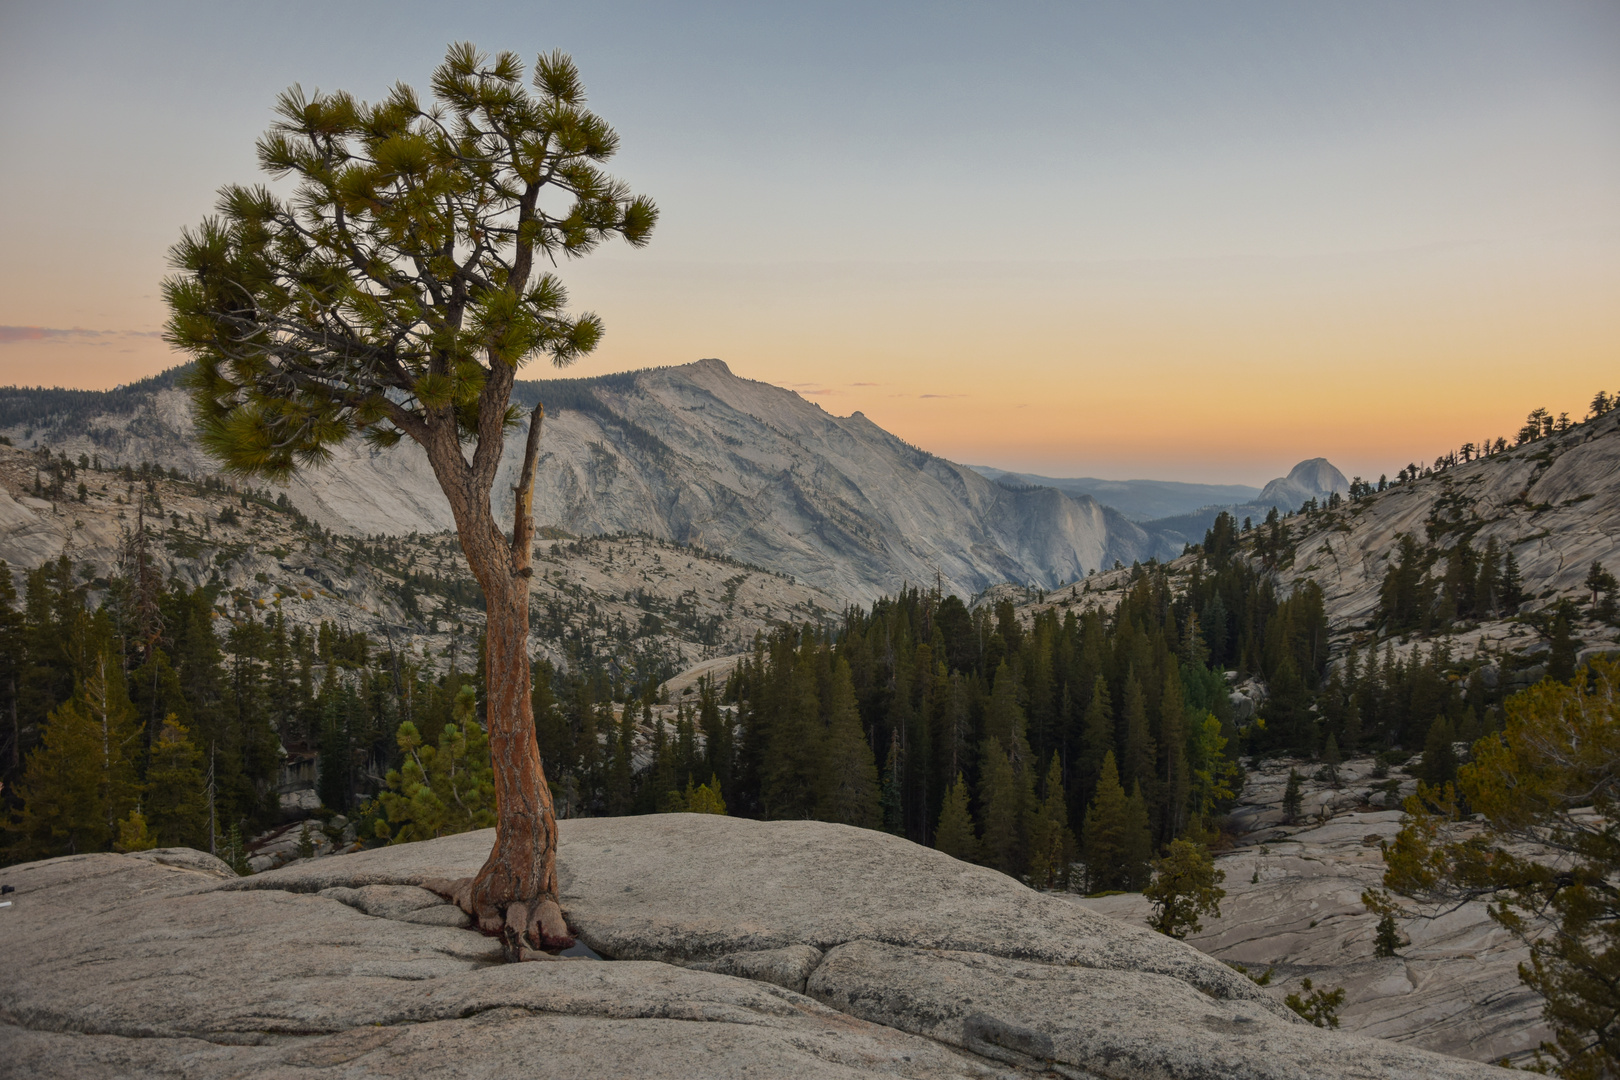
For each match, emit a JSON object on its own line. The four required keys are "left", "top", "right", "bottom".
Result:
{"left": 4, "top": 501, "right": 1540, "bottom": 895}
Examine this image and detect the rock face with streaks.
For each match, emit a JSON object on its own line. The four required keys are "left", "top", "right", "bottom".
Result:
{"left": 1, "top": 815, "right": 1501, "bottom": 1079}
{"left": 0, "top": 359, "right": 1168, "bottom": 604}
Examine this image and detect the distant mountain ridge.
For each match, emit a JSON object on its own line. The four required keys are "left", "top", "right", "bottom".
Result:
{"left": 970, "top": 457, "right": 1351, "bottom": 551}
{"left": 0, "top": 359, "right": 1173, "bottom": 604}
{"left": 966, "top": 467, "right": 1262, "bottom": 522}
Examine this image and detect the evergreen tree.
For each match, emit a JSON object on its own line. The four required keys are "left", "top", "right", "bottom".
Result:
{"left": 1594, "top": 563, "right": 1620, "bottom": 612}
{"left": 1477, "top": 539, "right": 1502, "bottom": 617}
{"left": 1548, "top": 604, "right": 1578, "bottom": 684}
{"left": 1080, "top": 675, "right": 1114, "bottom": 804}
{"left": 164, "top": 41, "right": 657, "bottom": 949}
{"left": 934, "top": 772, "right": 979, "bottom": 863}
{"left": 1320, "top": 733, "right": 1341, "bottom": 788}
{"left": 317, "top": 676, "right": 355, "bottom": 811}
{"left": 816, "top": 658, "right": 881, "bottom": 828}
{"left": 977, "top": 738, "right": 1024, "bottom": 877}
{"left": 1123, "top": 781, "right": 1153, "bottom": 889}
{"left": 697, "top": 679, "right": 733, "bottom": 797}
{"left": 642, "top": 715, "right": 678, "bottom": 815}
{"left": 1282, "top": 769, "right": 1303, "bottom": 823}
{"left": 144, "top": 716, "right": 209, "bottom": 848}
{"left": 1373, "top": 913, "right": 1406, "bottom": 958}
{"left": 1186, "top": 713, "right": 1238, "bottom": 830}
{"left": 1082, "top": 752, "right": 1145, "bottom": 893}
{"left": 879, "top": 730, "right": 904, "bottom": 834}
{"left": 6, "top": 654, "right": 141, "bottom": 860}
{"left": 0, "top": 562, "right": 27, "bottom": 802}
{"left": 1372, "top": 659, "right": 1620, "bottom": 1076}
{"left": 984, "top": 662, "right": 1025, "bottom": 754}
{"left": 763, "top": 647, "right": 824, "bottom": 820}
{"left": 114, "top": 808, "right": 157, "bottom": 852}
{"left": 605, "top": 704, "right": 635, "bottom": 816}
{"left": 1121, "top": 672, "right": 1155, "bottom": 795}
{"left": 1160, "top": 665, "right": 1190, "bottom": 839}
{"left": 220, "top": 822, "right": 250, "bottom": 876}
{"left": 1498, "top": 551, "right": 1524, "bottom": 613}
{"left": 1144, "top": 838, "right": 1226, "bottom": 939}
{"left": 1027, "top": 753, "right": 1076, "bottom": 890}
{"left": 1417, "top": 717, "right": 1458, "bottom": 787}
{"left": 665, "top": 776, "right": 727, "bottom": 814}
{"left": 376, "top": 686, "right": 495, "bottom": 843}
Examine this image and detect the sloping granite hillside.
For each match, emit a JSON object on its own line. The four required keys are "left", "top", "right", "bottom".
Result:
{"left": 995, "top": 407, "right": 1620, "bottom": 673}
{"left": 0, "top": 359, "right": 1165, "bottom": 604}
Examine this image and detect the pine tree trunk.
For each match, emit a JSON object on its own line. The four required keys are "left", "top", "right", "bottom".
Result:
{"left": 456, "top": 569, "right": 571, "bottom": 952}
{"left": 418, "top": 406, "right": 572, "bottom": 956}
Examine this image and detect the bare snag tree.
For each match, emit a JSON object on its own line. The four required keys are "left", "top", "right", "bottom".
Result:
{"left": 163, "top": 43, "right": 655, "bottom": 955}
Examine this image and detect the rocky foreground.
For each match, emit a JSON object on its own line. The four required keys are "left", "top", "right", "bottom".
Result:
{"left": 1, "top": 817, "right": 1500, "bottom": 1079}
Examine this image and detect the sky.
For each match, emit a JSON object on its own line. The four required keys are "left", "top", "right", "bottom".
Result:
{"left": 0, "top": 1, "right": 1615, "bottom": 485}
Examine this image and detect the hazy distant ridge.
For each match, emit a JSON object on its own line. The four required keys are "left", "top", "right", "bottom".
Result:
{"left": 968, "top": 466, "right": 1262, "bottom": 522}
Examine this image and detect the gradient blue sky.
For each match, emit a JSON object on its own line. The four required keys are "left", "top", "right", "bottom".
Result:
{"left": 1, "top": 1, "right": 1615, "bottom": 483}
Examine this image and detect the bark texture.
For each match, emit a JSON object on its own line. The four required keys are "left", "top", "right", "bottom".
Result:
{"left": 420, "top": 402, "right": 571, "bottom": 955}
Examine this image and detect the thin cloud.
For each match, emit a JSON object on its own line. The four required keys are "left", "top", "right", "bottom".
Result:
{"left": 849, "top": 381, "right": 882, "bottom": 386}
{"left": 918, "top": 393, "right": 965, "bottom": 399}
{"left": 0, "top": 326, "right": 163, "bottom": 344}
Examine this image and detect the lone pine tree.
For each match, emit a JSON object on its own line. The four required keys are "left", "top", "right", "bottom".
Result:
{"left": 163, "top": 43, "right": 655, "bottom": 954}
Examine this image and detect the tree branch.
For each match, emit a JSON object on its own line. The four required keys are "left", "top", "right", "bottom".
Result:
{"left": 510, "top": 402, "right": 543, "bottom": 572}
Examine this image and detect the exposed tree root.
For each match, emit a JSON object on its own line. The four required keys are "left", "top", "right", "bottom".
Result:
{"left": 422, "top": 875, "right": 575, "bottom": 960}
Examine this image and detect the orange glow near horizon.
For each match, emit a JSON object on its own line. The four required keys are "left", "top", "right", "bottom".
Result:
{"left": 1, "top": 226, "right": 1614, "bottom": 487}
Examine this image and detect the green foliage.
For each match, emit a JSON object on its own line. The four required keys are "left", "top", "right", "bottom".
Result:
{"left": 1373, "top": 913, "right": 1406, "bottom": 958}
{"left": 1027, "top": 754, "right": 1077, "bottom": 890}
{"left": 817, "top": 660, "right": 881, "bottom": 828}
{"left": 1548, "top": 603, "right": 1578, "bottom": 684}
{"left": 1285, "top": 978, "right": 1345, "bottom": 1028}
{"left": 1082, "top": 752, "right": 1152, "bottom": 893}
{"left": 143, "top": 716, "right": 209, "bottom": 848}
{"left": 1318, "top": 733, "right": 1341, "bottom": 786}
{"left": 1281, "top": 769, "right": 1303, "bottom": 823}
{"left": 163, "top": 43, "right": 657, "bottom": 479}
{"left": 659, "top": 776, "right": 728, "bottom": 815}
{"left": 114, "top": 809, "right": 157, "bottom": 852}
{"left": 1144, "top": 838, "right": 1226, "bottom": 939}
{"left": 1587, "top": 561, "right": 1618, "bottom": 623}
{"left": 376, "top": 686, "right": 495, "bottom": 843}
{"left": 1374, "top": 659, "right": 1620, "bottom": 1078}
{"left": 1187, "top": 711, "right": 1239, "bottom": 826}
{"left": 6, "top": 655, "right": 142, "bottom": 861}
{"left": 977, "top": 738, "right": 1028, "bottom": 876}
{"left": 934, "top": 772, "right": 979, "bottom": 863}
{"left": 1416, "top": 715, "right": 1458, "bottom": 788}
{"left": 1226, "top": 961, "right": 1274, "bottom": 986}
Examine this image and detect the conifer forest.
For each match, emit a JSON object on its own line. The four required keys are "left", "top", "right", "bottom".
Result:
{"left": 3, "top": 501, "right": 1538, "bottom": 893}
